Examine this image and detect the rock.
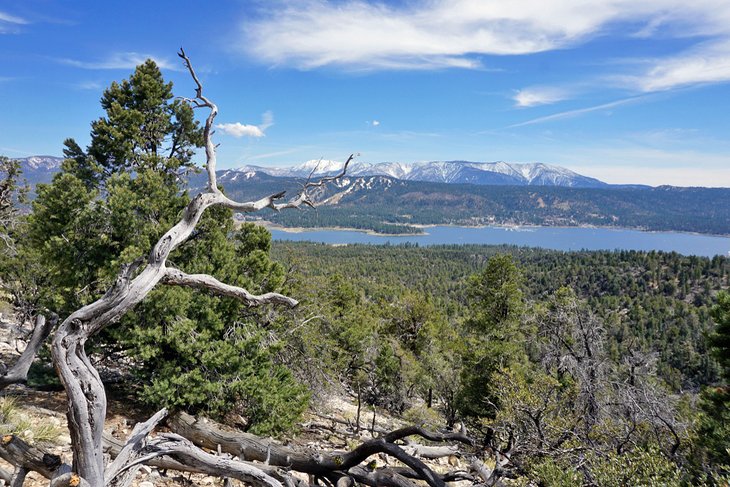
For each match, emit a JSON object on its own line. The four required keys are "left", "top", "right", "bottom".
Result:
{"left": 139, "top": 482, "right": 154, "bottom": 487}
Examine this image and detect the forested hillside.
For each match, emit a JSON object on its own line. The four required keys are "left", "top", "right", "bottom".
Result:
{"left": 203, "top": 173, "right": 730, "bottom": 235}
{"left": 266, "top": 240, "right": 730, "bottom": 483}
{"left": 273, "top": 243, "right": 729, "bottom": 390}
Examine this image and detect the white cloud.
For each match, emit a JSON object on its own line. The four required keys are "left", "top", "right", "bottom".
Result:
{"left": 59, "top": 52, "right": 179, "bottom": 71}
{"left": 75, "top": 81, "right": 102, "bottom": 90}
{"left": 239, "top": 0, "right": 730, "bottom": 70}
{"left": 626, "top": 40, "right": 730, "bottom": 92}
{"left": 216, "top": 111, "right": 274, "bottom": 138}
{"left": 513, "top": 87, "right": 569, "bottom": 107}
{"left": 366, "top": 120, "right": 381, "bottom": 127}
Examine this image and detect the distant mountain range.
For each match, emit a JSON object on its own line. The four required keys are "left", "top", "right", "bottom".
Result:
{"left": 9, "top": 155, "right": 730, "bottom": 236}
{"left": 14, "top": 156, "right": 63, "bottom": 186}
{"left": 207, "top": 172, "right": 730, "bottom": 236}
{"left": 234, "top": 159, "right": 609, "bottom": 188}
{"left": 15, "top": 156, "right": 610, "bottom": 189}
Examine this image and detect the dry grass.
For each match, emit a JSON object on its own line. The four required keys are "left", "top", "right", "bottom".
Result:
{"left": 0, "top": 397, "right": 62, "bottom": 445}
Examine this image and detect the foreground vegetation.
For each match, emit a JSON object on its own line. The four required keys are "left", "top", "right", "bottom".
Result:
{"left": 270, "top": 242, "right": 730, "bottom": 483}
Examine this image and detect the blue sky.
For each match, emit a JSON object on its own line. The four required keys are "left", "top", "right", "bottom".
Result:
{"left": 2, "top": 1, "right": 730, "bottom": 186}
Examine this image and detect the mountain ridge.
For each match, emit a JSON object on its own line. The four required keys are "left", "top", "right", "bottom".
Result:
{"left": 236, "top": 159, "right": 609, "bottom": 188}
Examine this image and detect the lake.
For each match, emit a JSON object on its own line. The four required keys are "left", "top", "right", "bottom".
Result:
{"left": 269, "top": 225, "right": 730, "bottom": 257}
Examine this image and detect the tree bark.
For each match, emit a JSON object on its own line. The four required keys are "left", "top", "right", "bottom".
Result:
{"left": 0, "top": 467, "right": 12, "bottom": 485}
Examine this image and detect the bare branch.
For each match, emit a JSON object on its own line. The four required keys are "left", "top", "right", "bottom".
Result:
{"left": 178, "top": 47, "right": 219, "bottom": 192}
{"left": 382, "top": 426, "right": 474, "bottom": 446}
{"left": 104, "top": 408, "right": 168, "bottom": 486}
{"left": 302, "top": 154, "right": 356, "bottom": 191}
{"left": 0, "top": 314, "right": 57, "bottom": 391}
{"left": 162, "top": 267, "right": 298, "bottom": 308}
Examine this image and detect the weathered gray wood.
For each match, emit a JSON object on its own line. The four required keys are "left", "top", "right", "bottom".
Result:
{"left": 402, "top": 443, "right": 459, "bottom": 459}
{"left": 49, "top": 472, "right": 91, "bottom": 487}
{"left": 0, "top": 314, "right": 56, "bottom": 391}
{"left": 168, "top": 411, "right": 474, "bottom": 487}
{"left": 9, "top": 467, "right": 26, "bottom": 487}
{"left": 0, "top": 466, "right": 12, "bottom": 484}
{"left": 104, "top": 408, "right": 168, "bottom": 487}
{"left": 0, "top": 434, "right": 70, "bottom": 480}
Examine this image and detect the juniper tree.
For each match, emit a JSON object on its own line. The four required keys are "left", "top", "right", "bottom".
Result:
{"left": 23, "top": 59, "right": 307, "bottom": 434}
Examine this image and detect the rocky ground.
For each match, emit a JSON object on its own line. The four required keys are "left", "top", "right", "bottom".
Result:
{"left": 1, "top": 316, "right": 475, "bottom": 487}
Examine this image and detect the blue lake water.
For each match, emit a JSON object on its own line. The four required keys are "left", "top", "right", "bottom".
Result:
{"left": 270, "top": 225, "right": 730, "bottom": 257}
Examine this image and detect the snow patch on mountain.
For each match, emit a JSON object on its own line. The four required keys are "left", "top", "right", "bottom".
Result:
{"left": 234, "top": 160, "right": 606, "bottom": 188}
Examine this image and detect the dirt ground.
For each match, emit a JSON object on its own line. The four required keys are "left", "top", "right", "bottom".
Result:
{"left": 1, "top": 316, "right": 468, "bottom": 487}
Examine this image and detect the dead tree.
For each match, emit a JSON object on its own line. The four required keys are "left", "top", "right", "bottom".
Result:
{"left": 0, "top": 315, "right": 57, "bottom": 391}
{"left": 42, "top": 49, "right": 352, "bottom": 486}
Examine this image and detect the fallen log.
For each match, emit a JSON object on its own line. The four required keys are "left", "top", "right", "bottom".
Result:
{"left": 0, "top": 434, "right": 71, "bottom": 480}
{"left": 168, "top": 411, "right": 474, "bottom": 487}
{"left": 103, "top": 432, "right": 307, "bottom": 487}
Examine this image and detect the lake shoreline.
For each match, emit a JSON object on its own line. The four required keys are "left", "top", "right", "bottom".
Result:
{"left": 262, "top": 222, "right": 730, "bottom": 257}
{"left": 257, "top": 220, "right": 730, "bottom": 240}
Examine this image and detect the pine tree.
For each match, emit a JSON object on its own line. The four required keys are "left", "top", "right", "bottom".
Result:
{"left": 22, "top": 61, "right": 307, "bottom": 434}
{"left": 457, "top": 254, "right": 528, "bottom": 421}
{"left": 697, "top": 291, "right": 730, "bottom": 473}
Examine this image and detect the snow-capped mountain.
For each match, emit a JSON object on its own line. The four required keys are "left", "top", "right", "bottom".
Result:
{"left": 14, "top": 156, "right": 64, "bottom": 185}
{"left": 236, "top": 160, "right": 607, "bottom": 188}
{"left": 11, "top": 155, "right": 607, "bottom": 189}
{"left": 16, "top": 155, "right": 63, "bottom": 171}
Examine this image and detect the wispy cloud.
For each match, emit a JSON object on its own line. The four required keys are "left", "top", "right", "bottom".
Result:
{"left": 623, "top": 40, "right": 730, "bottom": 92}
{"left": 0, "top": 146, "right": 33, "bottom": 156}
{"left": 75, "top": 81, "right": 102, "bottom": 91}
{"left": 508, "top": 97, "right": 645, "bottom": 127}
{"left": 366, "top": 120, "right": 381, "bottom": 127}
{"left": 239, "top": 0, "right": 730, "bottom": 71}
{"left": 217, "top": 111, "right": 274, "bottom": 138}
{"left": 513, "top": 87, "right": 570, "bottom": 107}
{"left": 0, "top": 10, "right": 28, "bottom": 33}
{"left": 247, "top": 146, "right": 315, "bottom": 162}
{"left": 59, "top": 52, "right": 180, "bottom": 71}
